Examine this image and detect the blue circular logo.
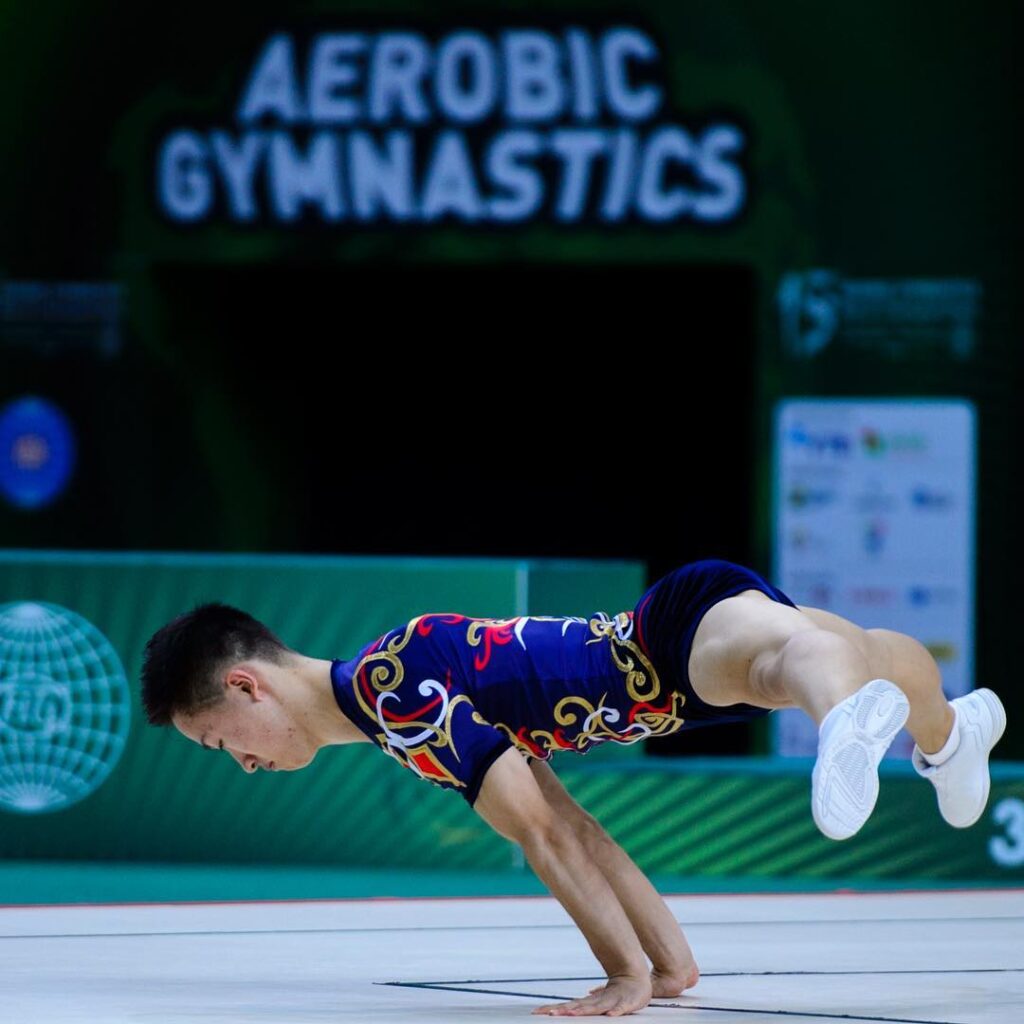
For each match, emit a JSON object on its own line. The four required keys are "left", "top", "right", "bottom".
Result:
{"left": 0, "top": 396, "right": 76, "bottom": 509}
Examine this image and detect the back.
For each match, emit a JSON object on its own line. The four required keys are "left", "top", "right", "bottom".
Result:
{"left": 432, "top": 610, "right": 684, "bottom": 756}
{"left": 331, "top": 609, "right": 686, "bottom": 805}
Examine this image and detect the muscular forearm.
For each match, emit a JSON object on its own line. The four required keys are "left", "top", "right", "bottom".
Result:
{"left": 520, "top": 821, "right": 650, "bottom": 981}
{"left": 582, "top": 828, "right": 696, "bottom": 976}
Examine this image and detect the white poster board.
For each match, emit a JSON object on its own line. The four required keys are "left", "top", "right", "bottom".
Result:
{"left": 772, "top": 399, "right": 976, "bottom": 759}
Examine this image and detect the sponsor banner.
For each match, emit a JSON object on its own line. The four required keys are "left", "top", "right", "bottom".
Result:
{"left": 772, "top": 399, "right": 976, "bottom": 758}
{"left": 777, "top": 270, "right": 980, "bottom": 360}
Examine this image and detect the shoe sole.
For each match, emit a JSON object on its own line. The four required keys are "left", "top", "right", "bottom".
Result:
{"left": 977, "top": 688, "right": 1007, "bottom": 750}
{"left": 812, "top": 680, "right": 910, "bottom": 841}
{"left": 944, "top": 687, "right": 1006, "bottom": 828}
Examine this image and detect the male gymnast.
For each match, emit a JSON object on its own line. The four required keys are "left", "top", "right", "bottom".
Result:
{"left": 141, "top": 558, "right": 1006, "bottom": 1018}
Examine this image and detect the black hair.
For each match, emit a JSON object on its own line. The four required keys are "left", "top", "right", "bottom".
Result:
{"left": 140, "top": 602, "right": 292, "bottom": 726}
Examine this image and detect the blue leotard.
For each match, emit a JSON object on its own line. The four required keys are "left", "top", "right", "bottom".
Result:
{"left": 330, "top": 559, "right": 794, "bottom": 806}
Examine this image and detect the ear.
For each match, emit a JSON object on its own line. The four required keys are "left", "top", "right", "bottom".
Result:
{"left": 224, "top": 664, "right": 262, "bottom": 697}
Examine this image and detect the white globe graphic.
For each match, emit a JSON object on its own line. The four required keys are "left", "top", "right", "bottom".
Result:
{"left": 0, "top": 601, "right": 130, "bottom": 814}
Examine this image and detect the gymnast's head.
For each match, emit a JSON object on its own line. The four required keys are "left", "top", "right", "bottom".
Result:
{"left": 140, "top": 602, "right": 317, "bottom": 773}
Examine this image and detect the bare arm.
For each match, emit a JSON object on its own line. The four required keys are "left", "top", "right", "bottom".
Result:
{"left": 529, "top": 756, "right": 699, "bottom": 996}
{"left": 473, "top": 746, "right": 652, "bottom": 1017}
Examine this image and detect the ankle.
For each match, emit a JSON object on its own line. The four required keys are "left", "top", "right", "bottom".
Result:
{"left": 918, "top": 705, "right": 959, "bottom": 765}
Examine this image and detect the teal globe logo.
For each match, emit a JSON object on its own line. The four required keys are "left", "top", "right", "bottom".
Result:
{"left": 0, "top": 602, "right": 130, "bottom": 814}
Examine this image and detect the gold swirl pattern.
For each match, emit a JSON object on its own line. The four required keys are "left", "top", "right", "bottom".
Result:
{"left": 348, "top": 609, "right": 688, "bottom": 790}
{"left": 351, "top": 617, "right": 473, "bottom": 790}
{"left": 465, "top": 610, "right": 686, "bottom": 760}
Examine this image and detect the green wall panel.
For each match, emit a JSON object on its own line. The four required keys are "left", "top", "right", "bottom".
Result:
{"left": 0, "top": 550, "right": 646, "bottom": 865}
{"left": 556, "top": 759, "right": 1024, "bottom": 883}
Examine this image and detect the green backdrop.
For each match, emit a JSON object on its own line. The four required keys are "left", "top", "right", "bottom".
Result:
{"left": 2, "top": 550, "right": 1021, "bottom": 885}
{"left": 0, "top": 550, "right": 645, "bottom": 862}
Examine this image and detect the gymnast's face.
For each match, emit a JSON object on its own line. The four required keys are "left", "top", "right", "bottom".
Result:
{"left": 171, "top": 660, "right": 316, "bottom": 773}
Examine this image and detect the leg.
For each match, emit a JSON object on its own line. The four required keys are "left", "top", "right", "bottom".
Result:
{"left": 691, "top": 590, "right": 919, "bottom": 839}
{"left": 687, "top": 590, "right": 955, "bottom": 754}
{"left": 797, "top": 607, "right": 955, "bottom": 754}
{"left": 689, "top": 587, "right": 1005, "bottom": 837}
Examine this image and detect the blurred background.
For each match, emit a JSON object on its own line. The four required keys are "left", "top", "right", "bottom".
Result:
{"left": 1, "top": 1, "right": 1021, "bottom": 901}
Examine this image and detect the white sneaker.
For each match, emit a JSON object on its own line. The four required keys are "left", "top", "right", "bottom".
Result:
{"left": 911, "top": 688, "right": 1006, "bottom": 828}
{"left": 812, "top": 678, "right": 910, "bottom": 841}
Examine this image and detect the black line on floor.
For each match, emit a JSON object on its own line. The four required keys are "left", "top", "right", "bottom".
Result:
{"left": 378, "top": 981, "right": 965, "bottom": 1024}
{"left": 389, "top": 967, "right": 1022, "bottom": 985}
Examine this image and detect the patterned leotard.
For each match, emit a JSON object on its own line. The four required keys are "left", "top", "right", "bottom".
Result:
{"left": 330, "top": 609, "right": 684, "bottom": 806}
{"left": 330, "top": 559, "right": 793, "bottom": 806}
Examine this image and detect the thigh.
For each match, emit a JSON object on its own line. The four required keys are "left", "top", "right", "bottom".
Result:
{"left": 688, "top": 593, "right": 889, "bottom": 709}
{"left": 795, "top": 604, "right": 886, "bottom": 670}
{"left": 686, "top": 590, "right": 819, "bottom": 708}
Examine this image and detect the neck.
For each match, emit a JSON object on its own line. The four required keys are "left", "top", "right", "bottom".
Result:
{"left": 289, "top": 653, "right": 371, "bottom": 748}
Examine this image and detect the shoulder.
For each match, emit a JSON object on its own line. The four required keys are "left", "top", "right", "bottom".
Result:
{"left": 350, "top": 616, "right": 456, "bottom": 713}
{"left": 346, "top": 615, "right": 516, "bottom": 803}
{"left": 354, "top": 614, "right": 452, "bottom": 671}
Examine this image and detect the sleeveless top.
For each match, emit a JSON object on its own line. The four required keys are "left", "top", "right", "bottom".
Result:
{"left": 330, "top": 609, "right": 686, "bottom": 805}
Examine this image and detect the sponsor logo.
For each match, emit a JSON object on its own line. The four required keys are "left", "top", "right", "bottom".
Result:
{"left": 785, "top": 422, "right": 852, "bottom": 457}
{"left": 787, "top": 526, "right": 832, "bottom": 553}
{"left": 849, "top": 586, "right": 896, "bottom": 606}
{"left": 0, "top": 396, "right": 76, "bottom": 509}
{"left": 777, "top": 270, "right": 980, "bottom": 361}
{"left": 925, "top": 641, "right": 957, "bottom": 663}
{"left": 908, "top": 585, "right": 959, "bottom": 607}
{"left": 853, "top": 482, "right": 897, "bottom": 513}
{"left": 786, "top": 484, "right": 837, "bottom": 509}
{"left": 860, "top": 426, "right": 928, "bottom": 457}
{"left": 863, "top": 518, "right": 888, "bottom": 554}
{"left": 910, "top": 486, "right": 953, "bottom": 510}
{"left": 777, "top": 269, "right": 841, "bottom": 358}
